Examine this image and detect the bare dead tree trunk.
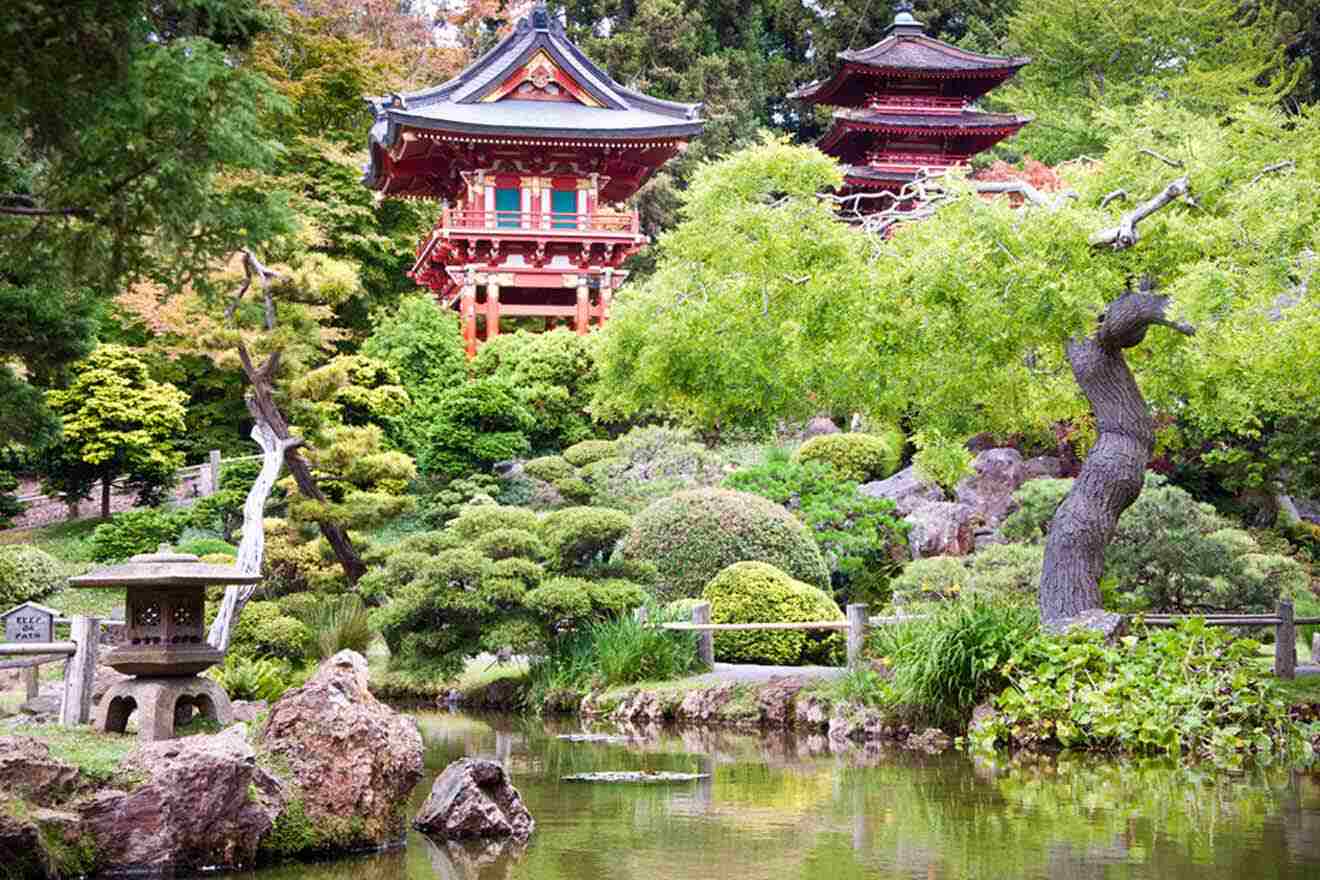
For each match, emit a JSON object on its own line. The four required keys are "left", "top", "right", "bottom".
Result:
{"left": 227, "top": 249, "right": 368, "bottom": 585}
{"left": 1039, "top": 287, "right": 1195, "bottom": 622}
{"left": 207, "top": 418, "right": 301, "bottom": 650}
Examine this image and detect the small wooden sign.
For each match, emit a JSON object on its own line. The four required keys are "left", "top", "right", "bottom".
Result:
{"left": 2, "top": 602, "right": 56, "bottom": 643}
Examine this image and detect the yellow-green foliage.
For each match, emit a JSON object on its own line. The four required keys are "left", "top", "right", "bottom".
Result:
{"left": 702, "top": 562, "right": 844, "bottom": 665}
{"left": 524, "top": 455, "right": 574, "bottom": 483}
{"left": 229, "top": 601, "right": 313, "bottom": 663}
{"left": 472, "top": 528, "right": 546, "bottom": 562}
{"left": 562, "top": 440, "right": 618, "bottom": 468}
{"left": 620, "top": 488, "right": 830, "bottom": 601}
{"left": 0, "top": 545, "right": 66, "bottom": 607}
{"left": 794, "top": 432, "right": 903, "bottom": 483}
{"left": 538, "top": 506, "right": 632, "bottom": 572}
{"left": 447, "top": 505, "right": 540, "bottom": 541}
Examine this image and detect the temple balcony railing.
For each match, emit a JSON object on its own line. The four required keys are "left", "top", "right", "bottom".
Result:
{"left": 859, "top": 152, "right": 970, "bottom": 172}
{"left": 860, "top": 95, "right": 966, "bottom": 115}
{"left": 441, "top": 208, "right": 642, "bottom": 236}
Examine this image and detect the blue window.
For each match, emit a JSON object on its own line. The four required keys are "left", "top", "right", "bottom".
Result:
{"left": 551, "top": 188, "right": 577, "bottom": 228}
{"left": 495, "top": 187, "right": 520, "bottom": 228}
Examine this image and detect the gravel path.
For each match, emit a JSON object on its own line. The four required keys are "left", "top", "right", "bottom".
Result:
{"left": 687, "top": 662, "right": 848, "bottom": 685}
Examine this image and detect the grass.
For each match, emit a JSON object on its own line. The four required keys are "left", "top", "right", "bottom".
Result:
{"left": 0, "top": 518, "right": 103, "bottom": 564}
{"left": 13, "top": 724, "right": 138, "bottom": 785}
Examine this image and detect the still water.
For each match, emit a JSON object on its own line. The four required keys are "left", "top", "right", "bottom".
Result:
{"left": 244, "top": 710, "right": 1320, "bottom": 880}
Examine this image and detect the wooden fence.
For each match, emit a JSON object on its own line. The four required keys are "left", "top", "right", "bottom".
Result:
{"left": 660, "top": 600, "right": 1315, "bottom": 679}
{"left": 0, "top": 616, "right": 102, "bottom": 725}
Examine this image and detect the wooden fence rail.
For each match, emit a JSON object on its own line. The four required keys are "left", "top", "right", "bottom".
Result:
{"left": 0, "top": 616, "right": 101, "bottom": 724}
{"left": 662, "top": 600, "right": 1310, "bottom": 679}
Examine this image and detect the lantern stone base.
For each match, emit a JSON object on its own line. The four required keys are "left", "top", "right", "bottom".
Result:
{"left": 94, "top": 676, "right": 234, "bottom": 742}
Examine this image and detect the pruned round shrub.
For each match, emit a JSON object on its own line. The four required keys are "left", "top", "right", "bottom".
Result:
{"left": 447, "top": 505, "right": 541, "bottom": 541}
{"left": 891, "top": 544, "right": 1044, "bottom": 605}
{"left": 0, "top": 545, "right": 66, "bottom": 608}
{"left": 419, "top": 378, "right": 535, "bottom": 478}
{"left": 701, "top": 561, "right": 844, "bottom": 665}
{"left": 563, "top": 440, "right": 618, "bottom": 468}
{"left": 229, "top": 601, "right": 313, "bottom": 663}
{"left": 524, "top": 455, "right": 574, "bottom": 483}
{"left": 473, "top": 528, "right": 547, "bottom": 562}
{"left": 525, "top": 576, "right": 646, "bottom": 632}
{"left": 539, "top": 506, "right": 632, "bottom": 572}
{"left": 619, "top": 489, "right": 829, "bottom": 601}
{"left": 90, "top": 508, "right": 188, "bottom": 562}
{"left": 794, "top": 432, "right": 902, "bottom": 483}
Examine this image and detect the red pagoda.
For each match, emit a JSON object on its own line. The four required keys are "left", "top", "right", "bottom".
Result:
{"left": 790, "top": 1, "right": 1030, "bottom": 210}
{"left": 364, "top": 3, "right": 703, "bottom": 355}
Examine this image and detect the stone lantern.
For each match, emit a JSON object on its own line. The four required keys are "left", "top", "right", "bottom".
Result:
{"left": 70, "top": 545, "right": 259, "bottom": 741}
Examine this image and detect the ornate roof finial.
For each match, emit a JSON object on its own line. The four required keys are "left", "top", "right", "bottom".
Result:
{"left": 891, "top": 1, "right": 924, "bottom": 32}
{"left": 531, "top": 1, "right": 551, "bottom": 31}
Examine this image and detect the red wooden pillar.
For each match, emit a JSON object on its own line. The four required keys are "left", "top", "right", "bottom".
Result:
{"left": 575, "top": 284, "right": 589, "bottom": 335}
{"left": 461, "top": 284, "right": 477, "bottom": 357}
{"left": 486, "top": 281, "right": 501, "bottom": 340}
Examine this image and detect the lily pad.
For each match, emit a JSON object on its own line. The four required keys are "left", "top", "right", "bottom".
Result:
{"left": 561, "top": 771, "right": 709, "bottom": 784}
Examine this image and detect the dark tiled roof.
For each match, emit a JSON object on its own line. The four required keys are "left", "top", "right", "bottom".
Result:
{"left": 834, "top": 108, "right": 1032, "bottom": 131}
{"left": 841, "top": 35, "right": 1029, "bottom": 73}
{"left": 364, "top": 2, "right": 703, "bottom": 190}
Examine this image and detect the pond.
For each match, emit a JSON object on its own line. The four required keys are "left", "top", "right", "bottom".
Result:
{"left": 243, "top": 710, "right": 1320, "bottom": 880}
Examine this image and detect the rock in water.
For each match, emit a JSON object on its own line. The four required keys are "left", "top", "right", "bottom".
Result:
{"left": 414, "top": 758, "right": 534, "bottom": 843}
{"left": 261, "top": 650, "right": 423, "bottom": 850}
{"left": 79, "top": 724, "right": 285, "bottom": 875}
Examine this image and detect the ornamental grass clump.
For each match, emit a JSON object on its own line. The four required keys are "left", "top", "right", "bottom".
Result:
{"left": 702, "top": 561, "right": 845, "bottom": 665}
{"left": 619, "top": 488, "right": 829, "bottom": 601}
{"left": 972, "top": 620, "right": 1309, "bottom": 767}
{"left": 870, "top": 592, "right": 1038, "bottom": 728}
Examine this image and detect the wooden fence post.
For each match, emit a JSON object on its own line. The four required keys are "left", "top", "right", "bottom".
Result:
{"left": 60, "top": 616, "right": 99, "bottom": 726}
{"left": 1275, "top": 600, "right": 1296, "bottom": 681}
{"left": 1312, "top": 632, "right": 1320, "bottom": 667}
{"left": 692, "top": 602, "right": 714, "bottom": 668}
{"left": 22, "top": 664, "right": 39, "bottom": 701}
{"left": 207, "top": 449, "right": 222, "bottom": 496}
{"left": 847, "top": 604, "right": 869, "bottom": 670}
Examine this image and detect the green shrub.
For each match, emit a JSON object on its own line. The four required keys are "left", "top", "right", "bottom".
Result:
{"left": 972, "top": 621, "right": 1306, "bottom": 766}
{"left": 447, "top": 505, "right": 541, "bottom": 542}
{"left": 419, "top": 378, "right": 535, "bottom": 478}
{"left": 472, "top": 528, "right": 546, "bottom": 562}
{"left": 524, "top": 576, "right": 646, "bottom": 632}
{"left": 539, "top": 506, "right": 632, "bottom": 572}
{"left": 794, "top": 431, "right": 903, "bottom": 483}
{"left": 0, "top": 469, "right": 25, "bottom": 530}
{"left": 1106, "top": 475, "right": 1308, "bottom": 613}
{"left": 563, "top": 440, "right": 618, "bottom": 468}
{"left": 911, "top": 429, "right": 974, "bottom": 491}
{"left": 587, "top": 425, "right": 725, "bottom": 512}
{"left": 1000, "top": 478, "right": 1074, "bottom": 542}
{"left": 295, "top": 594, "right": 374, "bottom": 661}
{"left": 276, "top": 592, "right": 323, "bottom": 621}
{"left": 871, "top": 591, "right": 1038, "bottom": 727}
{"left": 0, "top": 545, "right": 66, "bottom": 608}
{"left": 701, "top": 561, "right": 844, "bottom": 665}
{"left": 552, "top": 475, "right": 593, "bottom": 504}
{"left": 523, "top": 456, "right": 574, "bottom": 483}
{"left": 890, "top": 543, "right": 1044, "bottom": 605}
{"left": 415, "top": 474, "right": 502, "bottom": 528}
{"left": 484, "top": 556, "right": 545, "bottom": 589}
{"left": 725, "top": 452, "right": 909, "bottom": 605}
{"left": 230, "top": 601, "right": 314, "bottom": 663}
{"left": 210, "top": 654, "right": 292, "bottom": 702}
{"left": 470, "top": 329, "right": 599, "bottom": 450}
{"left": 620, "top": 488, "right": 830, "bottom": 601}
{"left": 90, "top": 508, "right": 188, "bottom": 562}
{"left": 176, "top": 536, "right": 237, "bottom": 558}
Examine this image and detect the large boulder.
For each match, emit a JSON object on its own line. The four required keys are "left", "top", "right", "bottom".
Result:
{"left": 78, "top": 724, "right": 284, "bottom": 875}
{"left": 1023, "top": 456, "right": 1064, "bottom": 481}
{"left": 414, "top": 758, "right": 534, "bottom": 843}
{"left": 801, "top": 416, "right": 840, "bottom": 440}
{"left": 261, "top": 650, "right": 424, "bottom": 851}
{"left": 858, "top": 466, "right": 946, "bottom": 516}
{"left": 0, "top": 809, "right": 51, "bottom": 880}
{"left": 954, "top": 448, "right": 1028, "bottom": 528}
{"left": 906, "top": 502, "right": 976, "bottom": 559}
{"left": 0, "top": 737, "right": 80, "bottom": 804}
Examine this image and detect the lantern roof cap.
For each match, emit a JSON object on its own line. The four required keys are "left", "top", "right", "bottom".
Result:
{"left": 70, "top": 544, "right": 259, "bottom": 589}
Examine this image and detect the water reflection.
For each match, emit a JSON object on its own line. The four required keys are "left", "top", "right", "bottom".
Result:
{"left": 237, "top": 710, "right": 1320, "bottom": 880}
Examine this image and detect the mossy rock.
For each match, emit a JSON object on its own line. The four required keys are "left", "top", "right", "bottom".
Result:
{"left": 701, "top": 561, "right": 845, "bottom": 666}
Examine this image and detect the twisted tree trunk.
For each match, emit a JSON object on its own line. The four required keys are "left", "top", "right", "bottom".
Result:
{"left": 1039, "top": 288, "right": 1195, "bottom": 622}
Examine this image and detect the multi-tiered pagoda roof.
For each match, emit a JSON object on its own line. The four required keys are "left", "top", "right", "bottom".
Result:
{"left": 791, "top": 2, "right": 1031, "bottom": 198}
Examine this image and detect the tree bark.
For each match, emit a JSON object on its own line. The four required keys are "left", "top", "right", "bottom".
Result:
{"left": 1039, "top": 290, "right": 1195, "bottom": 622}
{"left": 206, "top": 419, "right": 300, "bottom": 651}
{"left": 100, "top": 478, "right": 111, "bottom": 520}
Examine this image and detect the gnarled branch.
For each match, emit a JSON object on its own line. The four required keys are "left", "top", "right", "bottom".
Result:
{"left": 1138, "top": 148, "right": 1183, "bottom": 168}
{"left": 1088, "top": 176, "right": 1191, "bottom": 249}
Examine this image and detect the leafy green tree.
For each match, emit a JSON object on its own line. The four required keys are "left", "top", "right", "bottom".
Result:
{"left": 43, "top": 345, "right": 188, "bottom": 519}
{"left": 1000, "top": 0, "right": 1305, "bottom": 162}
{"left": 1, "top": 1, "right": 294, "bottom": 440}
{"left": 471, "top": 330, "right": 600, "bottom": 450}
